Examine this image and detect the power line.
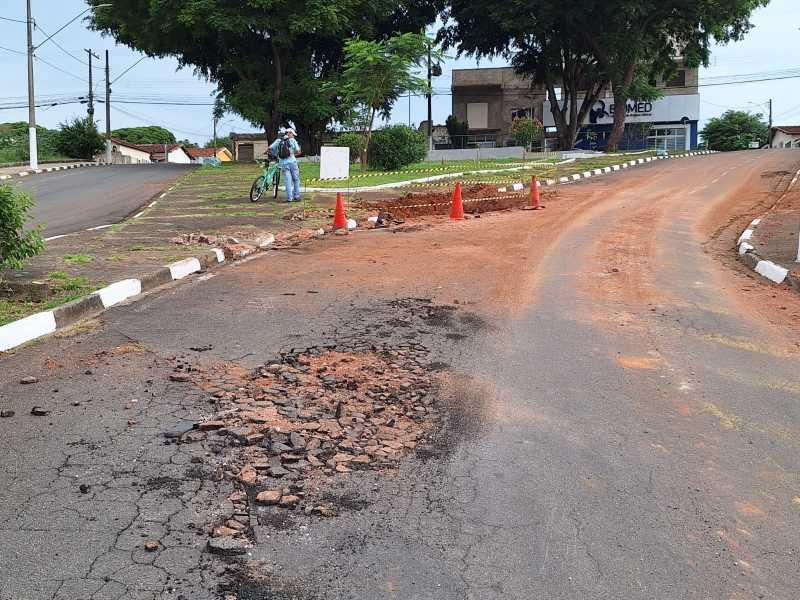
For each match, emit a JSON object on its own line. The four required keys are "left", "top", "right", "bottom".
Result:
{"left": 109, "top": 103, "right": 212, "bottom": 137}
{"left": 0, "top": 15, "right": 28, "bottom": 24}
{"left": 0, "top": 44, "right": 26, "bottom": 56}
{"left": 110, "top": 56, "right": 148, "bottom": 84}
{"left": 33, "top": 22, "right": 104, "bottom": 70}
{"left": 34, "top": 55, "right": 87, "bottom": 83}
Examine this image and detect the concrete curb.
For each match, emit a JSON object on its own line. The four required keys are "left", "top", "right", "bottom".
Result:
{"left": 0, "top": 161, "right": 103, "bottom": 181}
{"left": 0, "top": 245, "right": 253, "bottom": 352}
{"left": 735, "top": 168, "right": 800, "bottom": 292}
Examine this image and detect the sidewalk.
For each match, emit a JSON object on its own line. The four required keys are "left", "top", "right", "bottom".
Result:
{"left": 0, "top": 161, "right": 97, "bottom": 179}
{"left": 1, "top": 165, "right": 340, "bottom": 326}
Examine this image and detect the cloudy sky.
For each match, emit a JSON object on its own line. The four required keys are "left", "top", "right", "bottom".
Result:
{"left": 1, "top": 0, "right": 798, "bottom": 144}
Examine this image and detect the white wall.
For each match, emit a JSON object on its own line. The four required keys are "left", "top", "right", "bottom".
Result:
{"left": 772, "top": 130, "right": 800, "bottom": 149}
{"left": 168, "top": 148, "right": 193, "bottom": 164}
{"left": 116, "top": 145, "right": 152, "bottom": 164}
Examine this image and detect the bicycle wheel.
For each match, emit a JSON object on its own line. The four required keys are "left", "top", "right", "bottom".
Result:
{"left": 272, "top": 169, "right": 280, "bottom": 199}
{"left": 250, "top": 176, "right": 266, "bottom": 202}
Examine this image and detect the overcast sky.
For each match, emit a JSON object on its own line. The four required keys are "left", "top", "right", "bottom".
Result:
{"left": 1, "top": 0, "right": 798, "bottom": 145}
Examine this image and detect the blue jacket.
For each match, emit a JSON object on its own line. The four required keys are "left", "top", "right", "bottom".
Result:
{"left": 269, "top": 137, "right": 300, "bottom": 166}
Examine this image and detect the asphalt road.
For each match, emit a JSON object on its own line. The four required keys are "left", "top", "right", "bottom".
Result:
{"left": 17, "top": 164, "right": 191, "bottom": 237}
{"left": 1, "top": 151, "right": 799, "bottom": 599}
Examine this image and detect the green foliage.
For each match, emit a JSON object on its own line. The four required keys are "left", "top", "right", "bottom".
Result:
{"left": 205, "top": 135, "right": 232, "bottom": 151}
{"left": 56, "top": 118, "right": 105, "bottom": 159}
{"left": 0, "top": 122, "right": 62, "bottom": 164}
{"left": 367, "top": 125, "right": 426, "bottom": 171}
{"left": 334, "top": 133, "right": 365, "bottom": 162}
{"left": 88, "top": 0, "right": 441, "bottom": 149}
{"left": 0, "top": 184, "right": 44, "bottom": 272}
{"left": 510, "top": 117, "right": 544, "bottom": 149}
{"left": 330, "top": 32, "right": 437, "bottom": 168}
{"left": 177, "top": 139, "right": 199, "bottom": 149}
{"left": 445, "top": 115, "right": 469, "bottom": 149}
{"left": 111, "top": 126, "right": 176, "bottom": 145}
{"left": 700, "top": 111, "right": 768, "bottom": 151}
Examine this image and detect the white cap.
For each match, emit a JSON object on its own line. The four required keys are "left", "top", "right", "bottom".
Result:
{"left": 284, "top": 127, "right": 296, "bottom": 136}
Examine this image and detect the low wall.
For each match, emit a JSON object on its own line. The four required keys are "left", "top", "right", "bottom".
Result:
{"left": 427, "top": 146, "right": 526, "bottom": 162}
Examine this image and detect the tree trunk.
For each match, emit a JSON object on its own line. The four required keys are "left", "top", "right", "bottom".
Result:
{"left": 360, "top": 107, "right": 376, "bottom": 171}
{"left": 270, "top": 43, "right": 285, "bottom": 136}
{"left": 606, "top": 63, "right": 636, "bottom": 152}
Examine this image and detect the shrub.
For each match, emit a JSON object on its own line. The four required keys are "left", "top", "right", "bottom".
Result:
{"left": 445, "top": 115, "right": 469, "bottom": 149}
{"left": 0, "top": 184, "right": 44, "bottom": 272}
{"left": 367, "top": 125, "right": 426, "bottom": 170}
{"left": 510, "top": 117, "right": 543, "bottom": 149}
{"left": 334, "top": 132, "right": 365, "bottom": 162}
{"left": 55, "top": 117, "right": 105, "bottom": 159}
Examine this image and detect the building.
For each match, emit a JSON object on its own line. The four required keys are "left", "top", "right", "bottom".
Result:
{"left": 771, "top": 126, "right": 800, "bottom": 149}
{"left": 186, "top": 147, "right": 234, "bottom": 163}
{"left": 106, "top": 138, "right": 153, "bottom": 164}
{"left": 230, "top": 133, "right": 271, "bottom": 162}
{"left": 135, "top": 144, "right": 194, "bottom": 164}
{"left": 451, "top": 65, "right": 700, "bottom": 151}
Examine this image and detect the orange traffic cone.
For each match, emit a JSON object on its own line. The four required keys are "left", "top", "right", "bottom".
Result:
{"left": 332, "top": 192, "right": 347, "bottom": 229}
{"left": 450, "top": 182, "right": 465, "bottom": 220}
{"left": 523, "top": 176, "right": 545, "bottom": 210}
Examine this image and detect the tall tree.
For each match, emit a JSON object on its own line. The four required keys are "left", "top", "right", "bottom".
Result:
{"left": 444, "top": 0, "right": 608, "bottom": 150}
{"left": 89, "top": 0, "right": 441, "bottom": 147}
{"left": 580, "top": 0, "right": 770, "bottom": 151}
{"left": 701, "top": 110, "right": 768, "bottom": 151}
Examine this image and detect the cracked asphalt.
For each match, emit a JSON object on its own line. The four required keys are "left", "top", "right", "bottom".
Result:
{"left": 2, "top": 150, "right": 800, "bottom": 599}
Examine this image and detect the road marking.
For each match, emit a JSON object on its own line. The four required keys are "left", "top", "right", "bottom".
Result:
{"left": 754, "top": 260, "right": 788, "bottom": 283}
{"left": 132, "top": 211, "right": 145, "bottom": 219}
{"left": 0, "top": 311, "right": 57, "bottom": 352}
{"left": 94, "top": 279, "right": 142, "bottom": 308}
{"left": 148, "top": 200, "right": 158, "bottom": 208}
{"left": 86, "top": 224, "right": 113, "bottom": 231}
{"left": 44, "top": 234, "right": 69, "bottom": 242}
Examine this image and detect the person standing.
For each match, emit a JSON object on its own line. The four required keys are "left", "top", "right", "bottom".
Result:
{"left": 269, "top": 127, "right": 302, "bottom": 202}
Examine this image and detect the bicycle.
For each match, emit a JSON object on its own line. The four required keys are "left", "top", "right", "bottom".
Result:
{"left": 250, "top": 156, "right": 281, "bottom": 202}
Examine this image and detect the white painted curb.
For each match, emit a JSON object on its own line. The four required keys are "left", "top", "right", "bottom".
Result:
{"left": 0, "top": 311, "right": 57, "bottom": 352}
{"left": 755, "top": 260, "right": 789, "bottom": 284}
{"left": 168, "top": 257, "right": 202, "bottom": 280}
{"left": 94, "top": 279, "right": 142, "bottom": 308}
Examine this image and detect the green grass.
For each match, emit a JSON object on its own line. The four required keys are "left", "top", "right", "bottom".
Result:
{"left": 0, "top": 273, "right": 101, "bottom": 326}
{"left": 63, "top": 253, "right": 93, "bottom": 264}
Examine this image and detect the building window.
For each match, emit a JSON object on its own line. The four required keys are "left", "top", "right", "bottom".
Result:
{"left": 666, "top": 70, "right": 686, "bottom": 87}
{"left": 511, "top": 108, "right": 532, "bottom": 120}
{"left": 648, "top": 126, "right": 688, "bottom": 151}
{"left": 467, "top": 103, "right": 489, "bottom": 129}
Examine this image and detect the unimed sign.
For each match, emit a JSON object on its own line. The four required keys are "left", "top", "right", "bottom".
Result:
{"left": 543, "top": 94, "right": 700, "bottom": 127}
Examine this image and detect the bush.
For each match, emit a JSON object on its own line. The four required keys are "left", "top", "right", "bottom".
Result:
{"left": 445, "top": 115, "right": 469, "bottom": 149}
{"left": 0, "top": 184, "right": 44, "bottom": 272}
{"left": 56, "top": 117, "right": 105, "bottom": 159}
{"left": 334, "top": 132, "right": 365, "bottom": 162}
{"left": 367, "top": 125, "right": 426, "bottom": 170}
{"left": 510, "top": 117, "right": 543, "bottom": 149}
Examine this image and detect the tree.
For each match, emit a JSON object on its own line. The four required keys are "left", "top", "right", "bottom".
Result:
{"left": 55, "top": 118, "right": 105, "bottom": 160}
{"left": 111, "top": 126, "right": 176, "bottom": 145}
{"left": 579, "top": 0, "right": 769, "bottom": 151}
{"left": 445, "top": 115, "right": 469, "bottom": 149}
{"left": 0, "top": 184, "right": 43, "bottom": 273}
{"left": 205, "top": 136, "right": 232, "bottom": 152}
{"left": 89, "top": 1, "right": 442, "bottom": 147}
{"left": 445, "top": 1, "right": 609, "bottom": 150}
{"left": 330, "top": 33, "right": 435, "bottom": 169}
{"left": 176, "top": 139, "right": 199, "bottom": 149}
{"left": 510, "top": 117, "right": 544, "bottom": 150}
{"left": 700, "top": 111, "right": 768, "bottom": 151}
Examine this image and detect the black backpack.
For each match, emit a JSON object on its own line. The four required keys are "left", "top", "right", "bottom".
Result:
{"left": 278, "top": 139, "right": 292, "bottom": 159}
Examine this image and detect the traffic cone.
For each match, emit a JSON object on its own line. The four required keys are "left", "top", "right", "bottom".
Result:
{"left": 523, "top": 176, "right": 545, "bottom": 210}
{"left": 332, "top": 192, "right": 347, "bottom": 229}
{"left": 450, "top": 182, "right": 465, "bottom": 220}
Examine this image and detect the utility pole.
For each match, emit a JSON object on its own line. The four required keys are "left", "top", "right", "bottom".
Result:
{"left": 26, "top": 0, "right": 38, "bottom": 170}
{"left": 768, "top": 98, "right": 773, "bottom": 148}
{"left": 426, "top": 41, "right": 432, "bottom": 152}
{"left": 105, "top": 50, "right": 112, "bottom": 163}
{"left": 213, "top": 115, "right": 218, "bottom": 148}
{"left": 85, "top": 49, "right": 99, "bottom": 121}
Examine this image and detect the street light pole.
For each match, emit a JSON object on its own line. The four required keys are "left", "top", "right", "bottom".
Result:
{"left": 26, "top": 0, "right": 38, "bottom": 170}
{"left": 85, "top": 49, "right": 99, "bottom": 120}
{"left": 105, "top": 50, "right": 112, "bottom": 163}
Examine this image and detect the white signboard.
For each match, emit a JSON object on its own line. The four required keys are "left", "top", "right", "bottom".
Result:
{"left": 320, "top": 146, "right": 350, "bottom": 180}
{"left": 543, "top": 94, "right": 700, "bottom": 127}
